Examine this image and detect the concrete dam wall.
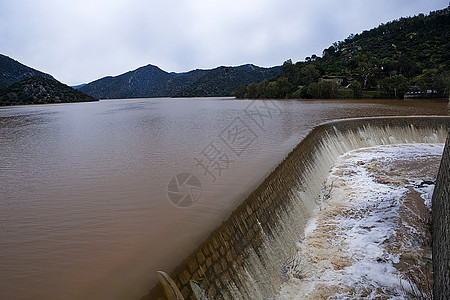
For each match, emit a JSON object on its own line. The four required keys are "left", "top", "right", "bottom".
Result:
{"left": 144, "top": 116, "right": 450, "bottom": 300}
{"left": 432, "top": 130, "right": 450, "bottom": 299}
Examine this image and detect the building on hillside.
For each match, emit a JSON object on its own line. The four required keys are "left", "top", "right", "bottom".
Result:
{"left": 319, "top": 77, "right": 344, "bottom": 86}
{"left": 404, "top": 86, "right": 442, "bottom": 99}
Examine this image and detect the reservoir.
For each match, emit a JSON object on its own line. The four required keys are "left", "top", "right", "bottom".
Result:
{"left": 0, "top": 98, "right": 447, "bottom": 299}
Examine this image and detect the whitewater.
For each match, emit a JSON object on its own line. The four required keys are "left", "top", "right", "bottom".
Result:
{"left": 278, "top": 143, "right": 443, "bottom": 299}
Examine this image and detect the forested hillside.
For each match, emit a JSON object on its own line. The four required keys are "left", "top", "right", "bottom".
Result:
{"left": 235, "top": 6, "right": 450, "bottom": 99}
{"left": 0, "top": 54, "right": 54, "bottom": 88}
{"left": 80, "top": 64, "right": 280, "bottom": 99}
{"left": 0, "top": 77, "right": 98, "bottom": 106}
{"left": 174, "top": 64, "right": 281, "bottom": 97}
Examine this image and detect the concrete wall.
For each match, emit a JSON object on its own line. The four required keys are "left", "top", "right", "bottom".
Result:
{"left": 432, "top": 130, "right": 450, "bottom": 299}
{"left": 142, "top": 116, "right": 450, "bottom": 300}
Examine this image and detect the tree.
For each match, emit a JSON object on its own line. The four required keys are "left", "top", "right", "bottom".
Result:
{"left": 350, "top": 81, "right": 363, "bottom": 98}
{"left": 439, "top": 71, "right": 450, "bottom": 98}
{"left": 234, "top": 85, "right": 247, "bottom": 98}
{"left": 291, "top": 87, "right": 304, "bottom": 99}
{"left": 277, "top": 77, "right": 294, "bottom": 97}
{"left": 266, "top": 81, "right": 280, "bottom": 98}
{"left": 256, "top": 79, "right": 270, "bottom": 98}
{"left": 380, "top": 75, "right": 408, "bottom": 98}
{"left": 397, "top": 55, "right": 421, "bottom": 77}
{"left": 414, "top": 70, "right": 450, "bottom": 97}
{"left": 299, "top": 65, "right": 320, "bottom": 85}
{"left": 281, "top": 59, "right": 296, "bottom": 78}
{"left": 355, "top": 53, "right": 379, "bottom": 89}
{"left": 245, "top": 82, "right": 258, "bottom": 98}
{"left": 307, "top": 81, "right": 339, "bottom": 98}
{"left": 346, "top": 33, "right": 356, "bottom": 41}
{"left": 322, "top": 46, "right": 336, "bottom": 59}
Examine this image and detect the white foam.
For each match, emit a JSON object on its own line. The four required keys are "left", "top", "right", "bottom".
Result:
{"left": 413, "top": 183, "right": 435, "bottom": 210}
{"left": 278, "top": 143, "right": 443, "bottom": 299}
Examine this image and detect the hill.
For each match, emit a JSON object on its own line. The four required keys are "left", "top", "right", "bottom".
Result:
{"left": 79, "top": 64, "right": 280, "bottom": 99}
{"left": 235, "top": 6, "right": 450, "bottom": 99}
{"left": 0, "top": 76, "right": 98, "bottom": 106}
{"left": 80, "top": 64, "right": 173, "bottom": 99}
{"left": 72, "top": 83, "right": 87, "bottom": 89}
{"left": 174, "top": 64, "right": 281, "bottom": 97}
{"left": 0, "top": 54, "right": 54, "bottom": 88}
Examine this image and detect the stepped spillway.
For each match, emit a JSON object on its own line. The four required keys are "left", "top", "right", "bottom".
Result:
{"left": 144, "top": 116, "right": 449, "bottom": 300}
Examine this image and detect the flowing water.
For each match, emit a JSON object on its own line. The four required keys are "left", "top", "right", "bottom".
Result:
{"left": 278, "top": 144, "right": 442, "bottom": 299}
{"left": 0, "top": 98, "right": 447, "bottom": 299}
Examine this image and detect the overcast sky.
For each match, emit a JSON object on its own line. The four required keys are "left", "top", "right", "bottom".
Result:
{"left": 0, "top": 0, "right": 447, "bottom": 85}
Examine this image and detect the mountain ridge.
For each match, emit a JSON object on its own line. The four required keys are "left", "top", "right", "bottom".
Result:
{"left": 173, "top": 64, "right": 281, "bottom": 97}
{"left": 79, "top": 63, "right": 281, "bottom": 99}
{"left": 0, "top": 54, "right": 55, "bottom": 88}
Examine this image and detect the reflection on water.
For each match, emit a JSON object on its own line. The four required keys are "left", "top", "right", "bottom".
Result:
{"left": 0, "top": 98, "right": 447, "bottom": 299}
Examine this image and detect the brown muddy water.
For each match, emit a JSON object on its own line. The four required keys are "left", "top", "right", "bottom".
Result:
{"left": 0, "top": 98, "right": 447, "bottom": 299}
{"left": 278, "top": 143, "right": 442, "bottom": 299}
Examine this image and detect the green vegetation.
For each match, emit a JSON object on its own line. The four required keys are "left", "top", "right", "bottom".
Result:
{"left": 173, "top": 65, "right": 281, "bottom": 97}
{"left": 80, "top": 64, "right": 280, "bottom": 99}
{"left": 235, "top": 6, "right": 450, "bottom": 99}
{"left": 0, "top": 54, "right": 54, "bottom": 88}
{"left": 0, "top": 76, "right": 98, "bottom": 106}
{"left": 80, "top": 64, "right": 176, "bottom": 99}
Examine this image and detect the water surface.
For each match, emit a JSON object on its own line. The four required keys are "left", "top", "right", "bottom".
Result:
{"left": 0, "top": 98, "right": 447, "bottom": 299}
{"left": 279, "top": 143, "right": 442, "bottom": 299}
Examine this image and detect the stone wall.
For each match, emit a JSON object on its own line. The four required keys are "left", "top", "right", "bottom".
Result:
{"left": 432, "top": 130, "right": 450, "bottom": 299}
{"left": 142, "top": 116, "right": 450, "bottom": 300}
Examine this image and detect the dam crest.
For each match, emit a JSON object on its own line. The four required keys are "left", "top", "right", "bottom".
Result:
{"left": 145, "top": 116, "right": 450, "bottom": 300}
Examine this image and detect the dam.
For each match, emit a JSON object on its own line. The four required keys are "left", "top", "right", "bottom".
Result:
{"left": 2, "top": 98, "right": 449, "bottom": 299}
{"left": 145, "top": 116, "right": 450, "bottom": 299}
